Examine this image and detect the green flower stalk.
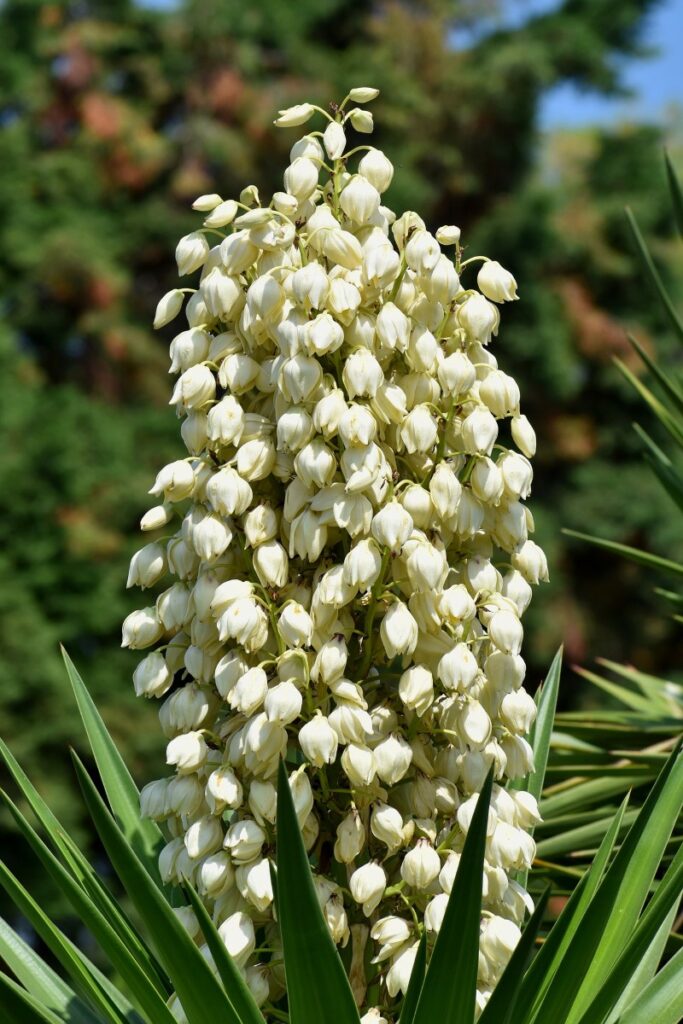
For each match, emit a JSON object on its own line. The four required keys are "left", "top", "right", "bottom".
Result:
{"left": 122, "top": 86, "right": 549, "bottom": 1021}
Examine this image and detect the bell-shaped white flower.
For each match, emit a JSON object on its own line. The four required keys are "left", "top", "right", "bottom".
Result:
{"left": 349, "top": 861, "right": 386, "bottom": 917}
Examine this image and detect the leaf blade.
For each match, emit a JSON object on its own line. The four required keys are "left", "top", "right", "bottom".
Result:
{"left": 61, "top": 646, "right": 165, "bottom": 885}
{"left": 412, "top": 769, "right": 494, "bottom": 1024}
{"left": 275, "top": 760, "right": 360, "bottom": 1024}
{"left": 72, "top": 752, "right": 245, "bottom": 1024}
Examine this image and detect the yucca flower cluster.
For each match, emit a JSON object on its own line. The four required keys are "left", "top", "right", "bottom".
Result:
{"left": 122, "top": 86, "right": 549, "bottom": 1021}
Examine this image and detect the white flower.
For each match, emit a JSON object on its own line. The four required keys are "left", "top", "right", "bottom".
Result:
{"left": 239, "top": 858, "right": 274, "bottom": 912}
{"left": 343, "top": 538, "right": 382, "bottom": 592}
{"left": 323, "top": 120, "right": 346, "bottom": 159}
{"left": 400, "top": 839, "right": 441, "bottom": 889}
{"left": 358, "top": 148, "right": 394, "bottom": 192}
{"left": 511, "top": 414, "right": 537, "bottom": 458}
{"left": 348, "top": 86, "right": 380, "bottom": 102}
{"left": 386, "top": 942, "right": 420, "bottom": 997}
{"left": 349, "top": 861, "right": 386, "bottom": 916}
{"left": 206, "top": 766, "right": 243, "bottom": 813}
{"left": 176, "top": 232, "right": 209, "bottom": 276}
{"left": 512, "top": 539, "right": 549, "bottom": 584}
{"left": 480, "top": 915, "right": 521, "bottom": 970}
{"left": 185, "top": 816, "right": 223, "bottom": 860}
{"left": 166, "top": 731, "right": 208, "bottom": 774}
{"left": 265, "top": 680, "right": 303, "bottom": 724}
{"left": 197, "top": 852, "right": 233, "bottom": 900}
{"left": 373, "top": 734, "right": 413, "bottom": 785}
{"left": 405, "top": 230, "right": 439, "bottom": 274}
{"left": 343, "top": 349, "right": 384, "bottom": 399}
{"left": 225, "top": 819, "right": 266, "bottom": 864}
{"left": 154, "top": 289, "right": 184, "bottom": 329}
{"left": 430, "top": 463, "right": 462, "bottom": 522}
{"left": 140, "top": 504, "right": 172, "bottom": 531}
{"left": 292, "top": 261, "right": 329, "bottom": 308}
{"left": 121, "top": 607, "right": 163, "bottom": 650}
{"left": 424, "top": 892, "right": 449, "bottom": 933}
{"left": 370, "top": 916, "right": 412, "bottom": 963}
{"left": 438, "top": 643, "right": 479, "bottom": 692}
{"left": 228, "top": 667, "right": 268, "bottom": 716}
{"left": 133, "top": 652, "right": 172, "bottom": 698}
{"left": 203, "top": 199, "right": 238, "bottom": 227}
{"left": 371, "top": 502, "right": 413, "bottom": 552}
{"left": 398, "top": 665, "right": 434, "bottom": 717}
{"left": 488, "top": 609, "right": 524, "bottom": 655}
{"left": 274, "top": 102, "right": 315, "bottom": 127}
{"left": 341, "top": 744, "right": 377, "bottom": 787}
{"left": 340, "top": 175, "right": 380, "bottom": 223}
{"left": 458, "top": 292, "right": 500, "bottom": 344}
{"left": 479, "top": 370, "right": 520, "bottom": 418}
{"left": 218, "top": 912, "right": 256, "bottom": 968}
{"left": 284, "top": 157, "right": 319, "bottom": 200}
{"left": 278, "top": 602, "right": 313, "bottom": 647}
{"left": 299, "top": 713, "right": 338, "bottom": 766}
{"left": 461, "top": 407, "right": 499, "bottom": 455}
{"left": 371, "top": 803, "right": 406, "bottom": 854}
{"left": 150, "top": 460, "right": 195, "bottom": 501}
{"left": 334, "top": 809, "right": 366, "bottom": 864}
{"left": 500, "top": 689, "right": 537, "bottom": 734}
{"left": 170, "top": 364, "right": 216, "bottom": 411}
{"left": 380, "top": 602, "right": 418, "bottom": 659}
{"left": 477, "top": 260, "right": 518, "bottom": 303}
{"left": 435, "top": 224, "right": 461, "bottom": 245}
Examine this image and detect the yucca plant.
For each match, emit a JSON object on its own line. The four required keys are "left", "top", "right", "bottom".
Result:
{"left": 1, "top": 651, "right": 682, "bottom": 1024}
{"left": 2, "top": 89, "right": 683, "bottom": 1024}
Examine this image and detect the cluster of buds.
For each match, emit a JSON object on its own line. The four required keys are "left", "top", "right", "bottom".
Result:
{"left": 124, "top": 86, "right": 549, "bottom": 1020}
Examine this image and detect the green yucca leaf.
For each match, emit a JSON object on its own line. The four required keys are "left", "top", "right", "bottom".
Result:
{"left": 0, "top": 916, "right": 104, "bottom": 1024}
{"left": 274, "top": 759, "right": 360, "bottom": 1024}
{"left": 478, "top": 888, "right": 550, "bottom": 1024}
{"left": 594, "top": 657, "right": 683, "bottom": 713}
{"left": 518, "top": 795, "right": 629, "bottom": 1015}
{"left": 541, "top": 773, "right": 646, "bottom": 819}
{"left": 184, "top": 883, "right": 265, "bottom": 1024}
{"left": 71, "top": 752, "right": 245, "bottom": 1024}
{"left": 664, "top": 150, "right": 683, "bottom": 241}
{"left": 625, "top": 206, "right": 683, "bottom": 345}
{"left": 512, "top": 646, "right": 562, "bottom": 887}
{"left": 535, "top": 810, "right": 636, "bottom": 859}
{"left": 398, "top": 932, "right": 426, "bottom": 1024}
{"left": 644, "top": 450, "right": 683, "bottom": 515}
{"left": 572, "top": 843, "right": 683, "bottom": 1024}
{"left": 610, "top": 903, "right": 680, "bottom": 1020}
{"left": 61, "top": 647, "right": 166, "bottom": 889}
{"left": 626, "top": 333, "right": 683, "bottom": 416}
{"left": 615, "top": 945, "right": 683, "bottom": 1024}
{"left": 0, "top": 972, "right": 65, "bottom": 1024}
{"left": 614, "top": 358, "right": 683, "bottom": 450}
{"left": 0, "top": 865, "right": 135, "bottom": 1024}
{"left": 572, "top": 665, "right": 653, "bottom": 714}
{"left": 528, "top": 743, "right": 683, "bottom": 1024}
{"left": 411, "top": 769, "right": 494, "bottom": 1024}
{"left": 0, "top": 794, "right": 173, "bottom": 1024}
{"left": 0, "top": 740, "right": 166, "bottom": 990}
{"left": 563, "top": 529, "right": 683, "bottom": 579}
{"left": 527, "top": 646, "right": 563, "bottom": 805}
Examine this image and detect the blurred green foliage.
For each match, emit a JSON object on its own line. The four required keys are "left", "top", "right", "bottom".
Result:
{"left": 1, "top": 0, "right": 682, "bottom": 908}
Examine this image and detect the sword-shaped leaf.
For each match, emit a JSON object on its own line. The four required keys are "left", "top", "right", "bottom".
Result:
{"left": 275, "top": 760, "right": 360, "bottom": 1024}
{"left": 412, "top": 769, "right": 493, "bottom": 1024}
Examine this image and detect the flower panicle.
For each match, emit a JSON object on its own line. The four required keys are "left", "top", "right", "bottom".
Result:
{"left": 125, "top": 86, "right": 548, "bottom": 1021}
